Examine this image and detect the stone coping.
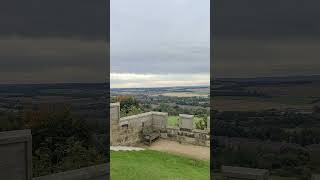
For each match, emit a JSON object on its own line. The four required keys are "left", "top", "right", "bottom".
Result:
{"left": 119, "top": 111, "right": 168, "bottom": 122}
{"left": 192, "top": 129, "right": 209, "bottom": 134}
{"left": 33, "top": 164, "right": 108, "bottom": 180}
{"left": 0, "top": 129, "right": 32, "bottom": 144}
{"left": 120, "top": 112, "right": 153, "bottom": 121}
{"left": 110, "top": 102, "right": 120, "bottom": 107}
{"left": 166, "top": 126, "right": 180, "bottom": 130}
{"left": 179, "top": 114, "right": 194, "bottom": 118}
{"left": 151, "top": 111, "right": 168, "bottom": 116}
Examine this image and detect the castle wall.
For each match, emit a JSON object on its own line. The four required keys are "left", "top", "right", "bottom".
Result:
{"left": 110, "top": 103, "right": 210, "bottom": 147}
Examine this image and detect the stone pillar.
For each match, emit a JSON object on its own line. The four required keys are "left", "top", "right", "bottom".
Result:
{"left": 0, "top": 129, "right": 32, "bottom": 180}
{"left": 152, "top": 112, "right": 168, "bottom": 130}
{"left": 179, "top": 114, "right": 194, "bottom": 131}
{"left": 207, "top": 116, "right": 210, "bottom": 132}
{"left": 110, "top": 103, "right": 120, "bottom": 145}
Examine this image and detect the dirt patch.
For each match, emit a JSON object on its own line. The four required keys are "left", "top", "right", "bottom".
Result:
{"left": 146, "top": 139, "right": 210, "bottom": 161}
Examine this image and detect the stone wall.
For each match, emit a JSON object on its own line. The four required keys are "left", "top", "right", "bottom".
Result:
{"left": 110, "top": 103, "right": 210, "bottom": 147}
{"left": 0, "top": 129, "right": 32, "bottom": 180}
{"left": 0, "top": 129, "right": 108, "bottom": 180}
{"left": 110, "top": 103, "right": 168, "bottom": 146}
{"left": 166, "top": 126, "right": 210, "bottom": 147}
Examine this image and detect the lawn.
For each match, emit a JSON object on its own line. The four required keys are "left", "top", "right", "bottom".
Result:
{"left": 110, "top": 150, "right": 210, "bottom": 180}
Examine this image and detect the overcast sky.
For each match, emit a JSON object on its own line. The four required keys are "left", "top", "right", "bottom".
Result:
{"left": 0, "top": 0, "right": 107, "bottom": 84}
{"left": 110, "top": 0, "right": 210, "bottom": 88}
{"left": 213, "top": 0, "right": 320, "bottom": 78}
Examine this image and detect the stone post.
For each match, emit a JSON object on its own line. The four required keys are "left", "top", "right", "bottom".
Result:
{"left": 110, "top": 103, "right": 120, "bottom": 145}
{"left": 207, "top": 116, "right": 210, "bottom": 132}
{"left": 152, "top": 112, "right": 168, "bottom": 130}
{"left": 179, "top": 114, "right": 194, "bottom": 131}
{"left": 0, "top": 129, "right": 32, "bottom": 180}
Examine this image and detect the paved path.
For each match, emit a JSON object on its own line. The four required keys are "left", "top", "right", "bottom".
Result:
{"left": 148, "top": 139, "right": 210, "bottom": 161}
{"left": 110, "top": 146, "right": 145, "bottom": 151}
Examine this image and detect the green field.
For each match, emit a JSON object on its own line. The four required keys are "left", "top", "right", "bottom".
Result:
{"left": 110, "top": 150, "right": 210, "bottom": 180}
{"left": 214, "top": 95, "right": 318, "bottom": 106}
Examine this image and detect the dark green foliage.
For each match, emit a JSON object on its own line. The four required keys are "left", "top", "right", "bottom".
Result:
{"left": 0, "top": 105, "right": 107, "bottom": 177}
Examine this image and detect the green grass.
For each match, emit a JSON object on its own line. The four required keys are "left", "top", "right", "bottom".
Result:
{"left": 168, "top": 116, "right": 179, "bottom": 126}
{"left": 111, "top": 150, "right": 210, "bottom": 180}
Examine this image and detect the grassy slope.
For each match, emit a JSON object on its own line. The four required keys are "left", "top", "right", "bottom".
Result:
{"left": 111, "top": 150, "right": 210, "bottom": 180}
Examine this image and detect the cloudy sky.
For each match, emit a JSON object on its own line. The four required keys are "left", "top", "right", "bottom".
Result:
{"left": 0, "top": 0, "right": 107, "bottom": 84}
{"left": 111, "top": 0, "right": 210, "bottom": 88}
{"left": 213, "top": 0, "right": 320, "bottom": 78}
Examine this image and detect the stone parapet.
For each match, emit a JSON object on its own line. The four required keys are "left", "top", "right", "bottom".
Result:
{"left": 0, "top": 129, "right": 32, "bottom": 180}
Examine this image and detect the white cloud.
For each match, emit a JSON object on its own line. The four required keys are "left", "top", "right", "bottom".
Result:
{"left": 110, "top": 73, "right": 209, "bottom": 88}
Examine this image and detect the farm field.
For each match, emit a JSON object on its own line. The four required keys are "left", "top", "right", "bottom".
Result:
{"left": 110, "top": 150, "right": 210, "bottom": 180}
{"left": 160, "top": 92, "right": 208, "bottom": 97}
{"left": 213, "top": 96, "right": 317, "bottom": 111}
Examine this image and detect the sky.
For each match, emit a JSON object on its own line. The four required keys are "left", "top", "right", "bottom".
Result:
{"left": 1, "top": 0, "right": 320, "bottom": 84}
{"left": 0, "top": 0, "right": 107, "bottom": 84}
{"left": 213, "top": 0, "right": 320, "bottom": 78}
{"left": 110, "top": 0, "right": 210, "bottom": 88}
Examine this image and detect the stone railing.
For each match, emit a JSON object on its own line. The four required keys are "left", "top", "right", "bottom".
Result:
{"left": 0, "top": 129, "right": 108, "bottom": 180}
{"left": 110, "top": 102, "right": 210, "bottom": 147}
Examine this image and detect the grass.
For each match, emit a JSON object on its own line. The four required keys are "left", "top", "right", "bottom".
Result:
{"left": 110, "top": 150, "right": 210, "bottom": 180}
{"left": 168, "top": 116, "right": 179, "bottom": 126}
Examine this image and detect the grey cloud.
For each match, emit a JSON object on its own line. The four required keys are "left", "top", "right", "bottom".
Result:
{"left": 0, "top": 0, "right": 107, "bottom": 39}
{"left": 111, "top": 0, "right": 210, "bottom": 75}
{"left": 215, "top": 0, "right": 320, "bottom": 39}
{"left": 213, "top": 0, "right": 320, "bottom": 78}
{"left": 213, "top": 39, "right": 320, "bottom": 78}
{"left": 0, "top": 37, "right": 107, "bottom": 83}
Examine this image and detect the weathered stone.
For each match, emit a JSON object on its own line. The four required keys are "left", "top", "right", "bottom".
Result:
{"left": 179, "top": 114, "right": 194, "bottom": 130}
{"left": 312, "top": 174, "right": 320, "bottom": 180}
{"left": 207, "top": 116, "right": 210, "bottom": 131}
{"left": 110, "top": 103, "right": 210, "bottom": 147}
{"left": 0, "top": 129, "right": 32, "bottom": 180}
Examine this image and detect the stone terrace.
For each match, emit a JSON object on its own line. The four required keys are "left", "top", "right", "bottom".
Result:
{"left": 110, "top": 102, "right": 210, "bottom": 147}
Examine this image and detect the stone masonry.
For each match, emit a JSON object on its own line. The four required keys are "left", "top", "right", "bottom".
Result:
{"left": 110, "top": 103, "right": 210, "bottom": 147}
